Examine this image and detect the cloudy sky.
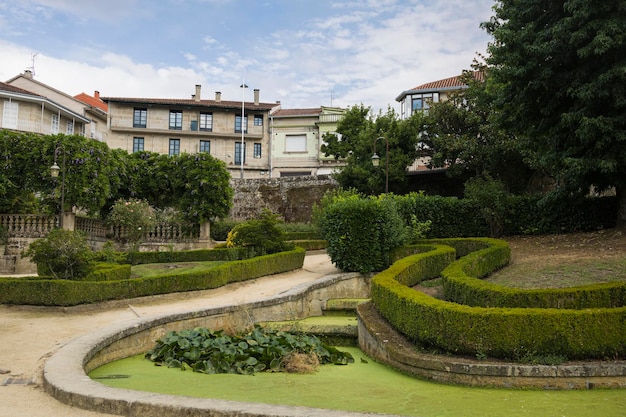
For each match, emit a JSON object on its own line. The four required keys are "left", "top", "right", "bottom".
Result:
{"left": 0, "top": 0, "right": 494, "bottom": 113}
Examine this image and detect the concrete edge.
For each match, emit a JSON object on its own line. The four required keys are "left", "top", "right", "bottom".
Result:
{"left": 43, "top": 272, "right": 402, "bottom": 417}
{"left": 357, "top": 301, "right": 626, "bottom": 389}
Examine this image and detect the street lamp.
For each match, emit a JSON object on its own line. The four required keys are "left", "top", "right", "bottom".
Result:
{"left": 50, "top": 147, "right": 66, "bottom": 228}
{"left": 372, "top": 136, "right": 389, "bottom": 194}
{"left": 240, "top": 80, "right": 248, "bottom": 179}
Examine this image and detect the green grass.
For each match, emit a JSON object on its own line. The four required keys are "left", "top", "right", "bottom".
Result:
{"left": 90, "top": 348, "right": 626, "bottom": 417}
{"left": 486, "top": 257, "right": 626, "bottom": 289}
{"left": 131, "top": 261, "right": 226, "bottom": 278}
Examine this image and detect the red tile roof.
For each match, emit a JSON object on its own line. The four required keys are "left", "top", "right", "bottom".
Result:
{"left": 102, "top": 96, "right": 278, "bottom": 111}
{"left": 410, "top": 71, "right": 484, "bottom": 91}
{"left": 272, "top": 108, "right": 322, "bottom": 117}
{"left": 74, "top": 91, "right": 108, "bottom": 112}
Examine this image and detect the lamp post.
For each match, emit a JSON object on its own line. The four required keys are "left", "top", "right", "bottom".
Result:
{"left": 50, "top": 147, "right": 66, "bottom": 229}
{"left": 240, "top": 80, "right": 248, "bottom": 179}
{"left": 371, "top": 136, "right": 389, "bottom": 194}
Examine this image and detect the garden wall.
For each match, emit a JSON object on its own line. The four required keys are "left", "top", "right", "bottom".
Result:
{"left": 229, "top": 175, "right": 337, "bottom": 222}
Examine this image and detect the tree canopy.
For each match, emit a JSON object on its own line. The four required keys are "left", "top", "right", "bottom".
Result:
{"left": 321, "top": 104, "right": 425, "bottom": 195}
{"left": 481, "top": 0, "right": 626, "bottom": 197}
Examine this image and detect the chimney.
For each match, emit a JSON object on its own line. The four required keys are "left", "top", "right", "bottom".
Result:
{"left": 24, "top": 69, "right": 33, "bottom": 79}
{"left": 215, "top": 91, "right": 221, "bottom": 102}
{"left": 194, "top": 84, "right": 201, "bottom": 102}
{"left": 94, "top": 91, "right": 100, "bottom": 100}
{"left": 254, "top": 89, "right": 260, "bottom": 105}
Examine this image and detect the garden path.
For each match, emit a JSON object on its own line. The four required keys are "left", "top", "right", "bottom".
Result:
{"left": 0, "top": 251, "right": 341, "bottom": 417}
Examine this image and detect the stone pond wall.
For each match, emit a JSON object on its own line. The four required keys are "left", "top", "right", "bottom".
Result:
{"left": 229, "top": 175, "right": 338, "bottom": 222}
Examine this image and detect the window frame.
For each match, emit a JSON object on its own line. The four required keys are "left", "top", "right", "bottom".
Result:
{"left": 199, "top": 112, "right": 213, "bottom": 132}
{"left": 169, "top": 138, "right": 181, "bottom": 156}
{"left": 235, "top": 115, "right": 248, "bottom": 134}
{"left": 234, "top": 141, "right": 246, "bottom": 165}
{"left": 284, "top": 134, "right": 307, "bottom": 153}
{"left": 2, "top": 100, "right": 18, "bottom": 129}
{"left": 133, "top": 108, "right": 147, "bottom": 128}
{"left": 254, "top": 114, "right": 263, "bottom": 126}
{"left": 169, "top": 110, "right": 183, "bottom": 130}
{"left": 51, "top": 114, "right": 59, "bottom": 134}
{"left": 133, "top": 137, "right": 144, "bottom": 153}
{"left": 253, "top": 142, "right": 262, "bottom": 158}
{"left": 199, "top": 140, "right": 210, "bottom": 153}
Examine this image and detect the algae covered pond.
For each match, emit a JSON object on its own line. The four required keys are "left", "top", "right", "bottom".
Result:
{"left": 89, "top": 347, "right": 625, "bottom": 417}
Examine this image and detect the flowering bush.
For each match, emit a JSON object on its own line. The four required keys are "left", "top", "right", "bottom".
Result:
{"left": 107, "top": 198, "right": 156, "bottom": 247}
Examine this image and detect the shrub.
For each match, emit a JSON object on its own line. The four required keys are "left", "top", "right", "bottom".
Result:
{"left": 226, "top": 209, "right": 294, "bottom": 256}
{"left": 210, "top": 219, "right": 239, "bottom": 241}
{"left": 23, "top": 229, "right": 95, "bottom": 280}
{"left": 317, "top": 194, "right": 406, "bottom": 273}
{"left": 106, "top": 198, "right": 156, "bottom": 248}
{"left": 464, "top": 176, "right": 509, "bottom": 237}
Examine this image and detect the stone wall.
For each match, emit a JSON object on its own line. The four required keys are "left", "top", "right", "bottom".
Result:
{"left": 229, "top": 175, "right": 338, "bottom": 222}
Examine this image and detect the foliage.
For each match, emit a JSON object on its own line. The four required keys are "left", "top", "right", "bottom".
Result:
{"left": 145, "top": 325, "right": 354, "bottom": 375}
{"left": 210, "top": 219, "right": 240, "bottom": 241}
{"left": 320, "top": 105, "right": 425, "bottom": 195}
{"left": 482, "top": 1, "right": 626, "bottom": 199}
{"left": 106, "top": 198, "right": 156, "bottom": 246}
{"left": 425, "top": 67, "right": 534, "bottom": 194}
{"left": 316, "top": 193, "right": 406, "bottom": 273}
{"left": 371, "top": 238, "right": 626, "bottom": 360}
{"left": 226, "top": 209, "right": 294, "bottom": 256}
{"left": 463, "top": 176, "right": 510, "bottom": 237}
{"left": 23, "top": 229, "right": 94, "bottom": 280}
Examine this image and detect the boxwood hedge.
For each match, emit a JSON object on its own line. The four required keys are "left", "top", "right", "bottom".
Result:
{"left": 371, "top": 238, "right": 626, "bottom": 360}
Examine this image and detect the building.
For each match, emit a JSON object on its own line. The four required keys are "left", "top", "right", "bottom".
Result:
{"left": 103, "top": 86, "right": 278, "bottom": 179}
{"left": 270, "top": 106, "right": 346, "bottom": 177}
{"left": 73, "top": 90, "right": 108, "bottom": 141}
{"left": 5, "top": 70, "right": 106, "bottom": 140}
{"left": 0, "top": 81, "right": 89, "bottom": 136}
{"left": 395, "top": 71, "right": 484, "bottom": 120}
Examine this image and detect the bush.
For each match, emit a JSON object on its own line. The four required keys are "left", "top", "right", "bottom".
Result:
{"left": 227, "top": 209, "right": 294, "bottom": 256}
{"left": 317, "top": 194, "right": 406, "bottom": 273}
{"left": 210, "top": 219, "right": 239, "bottom": 241}
{"left": 106, "top": 198, "right": 156, "bottom": 247}
{"left": 23, "top": 229, "right": 95, "bottom": 280}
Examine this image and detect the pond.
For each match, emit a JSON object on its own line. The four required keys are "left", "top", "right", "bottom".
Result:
{"left": 89, "top": 347, "right": 626, "bottom": 417}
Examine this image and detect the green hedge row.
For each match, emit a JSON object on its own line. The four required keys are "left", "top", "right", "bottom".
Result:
{"left": 442, "top": 262, "right": 626, "bottom": 310}
{"left": 371, "top": 238, "right": 626, "bottom": 360}
{"left": 391, "top": 193, "right": 618, "bottom": 237}
{"left": 83, "top": 263, "right": 132, "bottom": 282}
{"left": 0, "top": 247, "right": 305, "bottom": 306}
{"left": 109, "top": 247, "right": 251, "bottom": 265}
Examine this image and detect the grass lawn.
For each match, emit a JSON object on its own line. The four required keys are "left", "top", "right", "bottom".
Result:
{"left": 131, "top": 261, "right": 227, "bottom": 278}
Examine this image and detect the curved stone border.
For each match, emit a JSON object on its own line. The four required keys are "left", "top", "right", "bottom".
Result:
{"left": 44, "top": 272, "right": 403, "bottom": 417}
{"left": 357, "top": 301, "right": 626, "bottom": 389}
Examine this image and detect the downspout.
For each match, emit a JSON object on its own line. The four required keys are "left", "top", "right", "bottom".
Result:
{"left": 269, "top": 114, "right": 274, "bottom": 178}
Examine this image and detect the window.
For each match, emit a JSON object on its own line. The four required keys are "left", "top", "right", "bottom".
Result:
{"left": 411, "top": 93, "right": 439, "bottom": 112}
{"left": 254, "top": 114, "right": 263, "bottom": 126}
{"left": 2, "top": 100, "right": 18, "bottom": 129}
{"left": 234, "top": 142, "right": 246, "bottom": 165}
{"left": 285, "top": 134, "right": 306, "bottom": 153}
{"left": 51, "top": 114, "right": 59, "bottom": 134}
{"left": 66, "top": 121, "right": 74, "bottom": 135}
{"left": 133, "top": 108, "right": 147, "bottom": 128}
{"left": 253, "top": 143, "right": 262, "bottom": 158}
{"left": 169, "top": 139, "right": 180, "bottom": 156}
{"left": 133, "top": 137, "right": 144, "bottom": 153}
{"left": 199, "top": 112, "right": 213, "bottom": 131}
{"left": 199, "top": 140, "right": 210, "bottom": 153}
{"left": 235, "top": 115, "right": 248, "bottom": 133}
{"left": 169, "top": 110, "right": 182, "bottom": 130}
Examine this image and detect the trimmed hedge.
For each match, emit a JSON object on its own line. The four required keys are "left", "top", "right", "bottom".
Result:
{"left": 111, "top": 247, "right": 251, "bottom": 265}
{"left": 0, "top": 247, "right": 305, "bottom": 306}
{"left": 371, "top": 238, "right": 626, "bottom": 360}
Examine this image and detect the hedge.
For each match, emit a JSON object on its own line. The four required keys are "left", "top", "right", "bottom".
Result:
{"left": 0, "top": 247, "right": 305, "bottom": 306}
{"left": 371, "top": 238, "right": 626, "bottom": 360}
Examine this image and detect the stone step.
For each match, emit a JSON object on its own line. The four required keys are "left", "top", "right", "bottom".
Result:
{"left": 322, "top": 298, "right": 369, "bottom": 316}
{"left": 261, "top": 315, "right": 359, "bottom": 346}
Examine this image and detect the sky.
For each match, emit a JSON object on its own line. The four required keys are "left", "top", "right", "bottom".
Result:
{"left": 0, "top": 0, "right": 494, "bottom": 113}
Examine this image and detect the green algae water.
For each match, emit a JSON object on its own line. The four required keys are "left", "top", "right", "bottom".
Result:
{"left": 90, "top": 347, "right": 625, "bottom": 417}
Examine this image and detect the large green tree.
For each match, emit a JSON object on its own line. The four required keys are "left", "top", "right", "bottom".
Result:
{"left": 482, "top": 1, "right": 626, "bottom": 216}
{"left": 426, "top": 67, "right": 533, "bottom": 194}
{"left": 321, "top": 104, "right": 425, "bottom": 195}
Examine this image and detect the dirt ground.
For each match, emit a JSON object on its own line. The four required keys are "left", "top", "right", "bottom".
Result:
{"left": 1, "top": 229, "right": 625, "bottom": 417}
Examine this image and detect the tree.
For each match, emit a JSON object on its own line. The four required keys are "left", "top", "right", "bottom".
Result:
{"left": 321, "top": 104, "right": 425, "bottom": 195}
{"left": 23, "top": 229, "right": 94, "bottom": 279}
{"left": 482, "top": 1, "right": 626, "bottom": 217}
{"left": 426, "top": 67, "right": 533, "bottom": 194}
